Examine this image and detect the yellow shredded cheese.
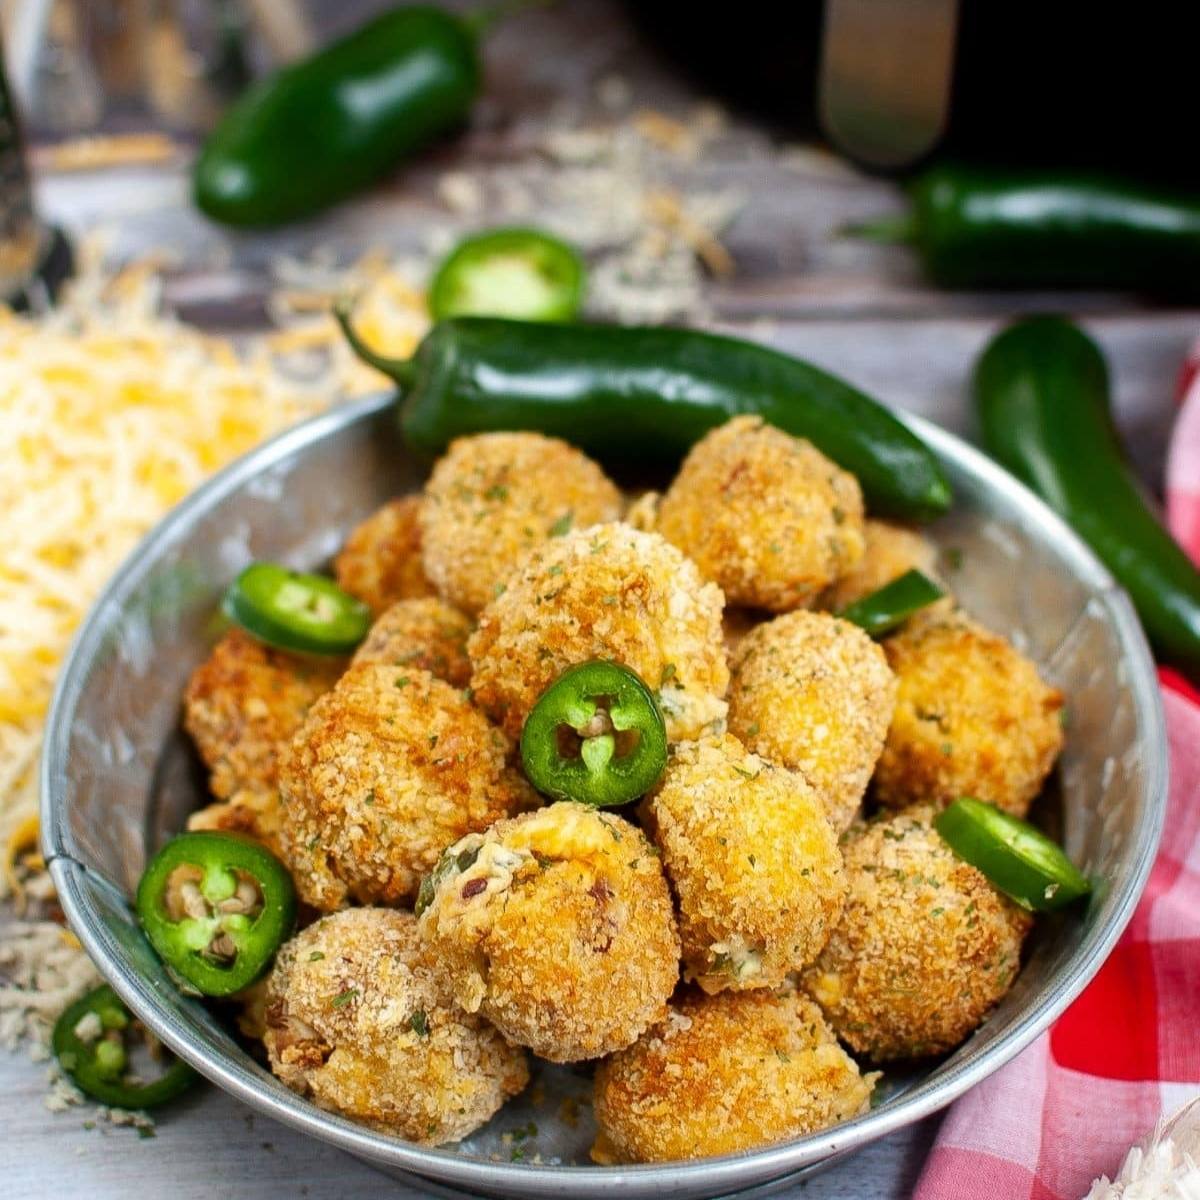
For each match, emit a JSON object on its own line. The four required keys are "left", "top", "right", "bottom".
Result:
{"left": 0, "top": 247, "right": 428, "bottom": 894}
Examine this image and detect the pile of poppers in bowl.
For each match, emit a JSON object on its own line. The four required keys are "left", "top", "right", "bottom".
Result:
{"left": 58, "top": 416, "right": 1090, "bottom": 1161}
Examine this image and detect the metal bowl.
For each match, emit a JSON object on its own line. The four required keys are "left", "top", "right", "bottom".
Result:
{"left": 42, "top": 393, "right": 1167, "bottom": 1199}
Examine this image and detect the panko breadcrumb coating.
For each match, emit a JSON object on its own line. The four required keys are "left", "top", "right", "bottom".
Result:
{"left": 334, "top": 495, "right": 434, "bottom": 614}
{"left": 728, "top": 612, "right": 896, "bottom": 832}
{"left": 351, "top": 597, "right": 473, "bottom": 687}
{"left": 801, "top": 805, "right": 1032, "bottom": 1061}
{"left": 183, "top": 627, "right": 342, "bottom": 801}
{"left": 417, "top": 802, "right": 680, "bottom": 1062}
{"left": 278, "top": 664, "right": 531, "bottom": 910}
{"left": 592, "top": 985, "right": 875, "bottom": 1163}
{"left": 188, "top": 787, "right": 288, "bottom": 860}
{"left": 874, "top": 607, "right": 1065, "bottom": 817}
{"left": 420, "top": 433, "right": 622, "bottom": 615}
{"left": 655, "top": 416, "right": 865, "bottom": 611}
{"left": 468, "top": 523, "right": 728, "bottom": 742}
{"left": 646, "top": 735, "right": 845, "bottom": 992}
{"left": 824, "top": 519, "right": 941, "bottom": 611}
{"left": 264, "top": 908, "right": 527, "bottom": 1143}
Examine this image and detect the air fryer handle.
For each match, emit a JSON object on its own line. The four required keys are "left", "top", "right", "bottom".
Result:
{"left": 818, "top": 0, "right": 959, "bottom": 168}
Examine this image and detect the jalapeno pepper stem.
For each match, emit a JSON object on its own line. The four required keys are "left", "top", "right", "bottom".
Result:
{"left": 463, "top": 0, "right": 556, "bottom": 39}
{"left": 839, "top": 213, "right": 918, "bottom": 245}
{"left": 333, "top": 299, "right": 417, "bottom": 391}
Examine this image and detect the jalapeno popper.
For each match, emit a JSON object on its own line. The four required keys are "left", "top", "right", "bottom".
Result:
{"left": 728, "top": 611, "right": 896, "bottom": 833}
{"left": 264, "top": 908, "right": 528, "bottom": 1142}
{"left": 468, "top": 522, "right": 728, "bottom": 742}
{"left": 277, "top": 663, "right": 531, "bottom": 910}
{"left": 874, "top": 606, "right": 1065, "bottom": 817}
{"left": 184, "top": 627, "right": 342, "bottom": 801}
{"left": 416, "top": 803, "right": 680, "bottom": 1062}
{"left": 644, "top": 735, "right": 845, "bottom": 992}
{"left": 655, "top": 415, "right": 866, "bottom": 611}
{"left": 334, "top": 495, "right": 435, "bottom": 614}
{"left": 592, "top": 984, "right": 875, "bottom": 1163}
{"left": 350, "top": 596, "right": 474, "bottom": 687}
{"left": 801, "top": 805, "right": 1032, "bottom": 1061}
{"left": 419, "top": 431, "right": 622, "bottom": 616}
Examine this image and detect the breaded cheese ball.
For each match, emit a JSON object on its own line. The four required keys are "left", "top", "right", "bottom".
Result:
{"left": 592, "top": 985, "right": 875, "bottom": 1163}
{"left": 351, "top": 597, "right": 473, "bottom": 688}
{"left": 188, "top": 787, "right": 288, "bottom": 861}
{"left": 728, "top": 611, "right": 896, "bottom": 832}
{"left": 824, "top": 518, "right": 941, "bottom": 611}
{"left": 420, "top": 432, "right": 622, "bottom": 615}
{"left": 264, "top": 908, "right": 527, "bottom": 1143}
{"left": 334, "top": 495, "right": 434, "bottom": 614}
{"left": 468, "top": 523, "right": 728, "bottom": 742}
{"left": 184, "top": 628, "right": 342, "bottom": 801}
{"left": 656, "top": 416, "right": 865, "bottom": 611}
{"left": 416, "top": 802, "right": 680, "bottom": 1062}
{"left": 801, "top": 805, "right": 1032, "bottom": 1061}
{"left": 278, "top": 663, "right": 530, "bottom": 910}
{"left": 874, "top": 607, "right": 1065, "bottom": 817}
{"left": 646, "top": 735, "right": 845, "bottom": 993}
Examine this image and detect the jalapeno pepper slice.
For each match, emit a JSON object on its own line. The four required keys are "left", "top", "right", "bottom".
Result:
{"left": 837, "top": 569, "right": 945, "bottom": 637}
{"left": 520, "top": 660, "right": 667, "bottom": 807}
{"left": 429, "top": 227, "right": 586, "bottom": 323}
{"left": 222, "top": 562, "right": 370, "bottom": 655}
{"left": 136, "top": 832, "right": 296, "bottom": 996}
{"left": 53, "top": 984, "right": 198, "bottom": 1109}
{"left": 934, "top": 797, "right": 1092, "bottom": 912}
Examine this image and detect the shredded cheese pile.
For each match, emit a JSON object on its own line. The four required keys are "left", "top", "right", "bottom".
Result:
{"left": 0, "top": 244, "right": 426, "bottom": 904}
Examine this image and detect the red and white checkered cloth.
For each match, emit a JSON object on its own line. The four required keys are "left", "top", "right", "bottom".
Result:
{"left": 914, "top": 344, "right": 1200, "bottom": 1199}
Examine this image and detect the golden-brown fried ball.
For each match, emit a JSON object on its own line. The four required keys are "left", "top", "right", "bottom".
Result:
{"left": 264, "top": 907, "right": 528, "bottom": 1143}
{"left": 334, "top": 496, "right": 434, "bottom": 614}
{"left": 416, "top": 802, "right": 680, "bottom": 1063}
{"left": 278, "top": 664, "right": 530, "bottom": 911}
{"left": 419, "top": 433, "right": 622, "bottom": 615}
{"left": 874, "top": 607, "right": 1064, "bottom": 817}
{"left": 592, "top": 985, "right": 875, "bottom": 1163}
{"left": 728, "top": 611, "right": 896, "bottom": 832}
{"left": 656, "top": 416, "right": 865, "bottom": 611}
{"left": 468, "top": 522, "right": 728, "bottom": 742}
{"left": 188, "top": 788, "right": 288, "bottom": 860}
{"left": 801, "top": 805, "right": 1032, "bottom": 1061}
{"left": 184, "top": 628, "right": 342, "bottom": 801}
{"left": 646, "top": 735, "right": 845, "bottom": 993}
{"left": 350, "top": 597, "right": 473, "bottom": 687}
{"left": 823, "top": 519, "right": 941, "bottom": 611}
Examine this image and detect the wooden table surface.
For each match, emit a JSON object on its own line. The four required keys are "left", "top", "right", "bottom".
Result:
{"left": 2, "top": 2, "right": 1195, "bottom": 1196}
